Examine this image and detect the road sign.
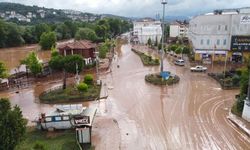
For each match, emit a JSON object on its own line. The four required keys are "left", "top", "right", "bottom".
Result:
{"left": 160, "top": 71, "right": 170, "bottom": 80}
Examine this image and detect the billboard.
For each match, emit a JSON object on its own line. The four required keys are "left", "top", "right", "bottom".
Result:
{"left": 231, "top": 36, "right": 250, "bottom": 51}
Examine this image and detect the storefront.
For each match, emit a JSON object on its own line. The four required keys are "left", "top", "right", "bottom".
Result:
{"left": 194, "top": 50, "right": 227, "bottom": 62}
{"left": 231, "top": 35, "right": 250, "bottom": 63}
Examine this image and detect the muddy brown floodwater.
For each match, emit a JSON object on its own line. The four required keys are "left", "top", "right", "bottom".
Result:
{"left": 0, "top": 42, "right": 249, "bottom": 149}
{"left": 92, "top": 44, "right": 250, "bottom": 150}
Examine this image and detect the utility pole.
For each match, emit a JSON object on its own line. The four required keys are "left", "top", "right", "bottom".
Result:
{"left": 212, "top": 44, "right": 216, "bottom": 73}
{"left": 160, "top": 0, "right": 167, "bottom": 73}
{"left": 223, "top": 52, "right": 228, "bottom": 85}
{"left": 94, "top": 51, "right": 99, "bottom": 81}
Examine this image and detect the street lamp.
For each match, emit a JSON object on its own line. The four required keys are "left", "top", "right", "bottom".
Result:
{"left": 94, "top": 51, "right": 99, "bottom": 81}
{"left": 161, "top": 0, "right": 167, "bottom": 73}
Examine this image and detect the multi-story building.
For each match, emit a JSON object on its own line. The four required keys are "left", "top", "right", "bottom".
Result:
{"left": 170, "top": 21, "right": 189, "bottom": 38}
{"left": 132, "top": 18, "right": 162, "bottom": 44}
{"left": 189, "top": 8, "right": 250, "bottom": 62}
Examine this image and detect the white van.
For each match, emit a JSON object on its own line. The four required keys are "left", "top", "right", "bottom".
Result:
{"left": 174, "top": 59, "right": 185, "bottom": 66}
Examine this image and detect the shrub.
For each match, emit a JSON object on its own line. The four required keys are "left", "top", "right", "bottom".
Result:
{"left": 155, "top": 59, "right": 160, "bottom": 64}
{"left": 232, "top": 75, "right": 240, "bottom": 86}
{"left": 84, "top": 74, "right": 94, "bottom": 85}
{"left": 33, "top": 142, "right": 46, "bottom": 150}
{"left": 77, "top": 83, "right": 88, "bottom": 92}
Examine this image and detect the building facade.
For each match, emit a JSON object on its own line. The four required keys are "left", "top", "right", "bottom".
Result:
{"left": 132, "top": 19, "right": 162, "bottom": 44}
{"left": 170, "top": 21, "right": 189, "bottom": 38}
{"left": 58, "top": 40, "right": 96, "bottom": 64}
{"left": 188, "top": 8, "right": 250, "bottom": 62}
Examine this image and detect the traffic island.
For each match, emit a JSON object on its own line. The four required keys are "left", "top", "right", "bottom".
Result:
{"left": 208, "top": 71, "right": 240, "bottom": 90}
{"left": 145, "top": 73, "right": 180, "bottom": 86}
{"left": 39, "top": 84, "right": 101, "bottom": 104}
{"left": 131, "top": 49, "right": 160, "bottom": 66}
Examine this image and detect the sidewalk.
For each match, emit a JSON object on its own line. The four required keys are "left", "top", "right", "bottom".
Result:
{"left": 227, "top": 112, "right": 250, "bottom": 137}
{"left": 98, "top": 81, "right": 108, "bottom": 100}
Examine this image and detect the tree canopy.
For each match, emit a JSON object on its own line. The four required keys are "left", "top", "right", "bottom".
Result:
{"left": 0, "top": 18, "right": 132, "bottom": 48}
{"left": 0, "top": 61, "right": 8, "bottom": 79}
{"left": 75, "top": 28, "right": 98, "bottom": 41}
{"left": 21, "top": 52, "right": 42, "bottom": 76}
{"left": 0, "top": 98, "right": 27, "bottom": 150}
{"left": 39, "top": 31, "right": 57, "bottom": 50}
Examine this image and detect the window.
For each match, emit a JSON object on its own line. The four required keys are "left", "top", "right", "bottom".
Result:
{"left": 45, "top": 117, "right": 52, "bottom": 122}
{"left": 217, "top": 39, "right": 220, "bottom": 45}
{"left": 63, "top": 116, "right": 70, "bottom": 120}
{"left": 223, "top": 39, "right": 227, "bottom": 45}
{"left": 200, "top": 39, "right": 204, "bottom": 45}
{"left": 207, "top": 39, "right": 210, "bottom": 45}
{"left": 55, "top": 116, "right": 62, "bottom": 121}
{"left": 225, "top": 25, "right": 228, "bottom": 31}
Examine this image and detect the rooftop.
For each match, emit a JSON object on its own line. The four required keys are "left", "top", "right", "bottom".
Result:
{"left": 58, "top": 40, "right": 96, "bottom": 50}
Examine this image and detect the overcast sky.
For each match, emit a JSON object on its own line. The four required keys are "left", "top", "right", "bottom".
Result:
{"left": 1, "top": 0, "right": 250, "bottom": 17}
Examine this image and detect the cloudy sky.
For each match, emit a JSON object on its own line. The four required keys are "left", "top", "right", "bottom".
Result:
{"left": 1, "top": 0, "right": 250, "bottom": 17}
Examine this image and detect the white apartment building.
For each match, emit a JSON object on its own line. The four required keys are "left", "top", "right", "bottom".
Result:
{"left": 170, "top": 21, "right": 189, "bottom": 38}
{"left": 189, "top": 8, "right": 250, "bottom": 62}
{"left": 132, "top": 19, "right": 162, "bottom": 44}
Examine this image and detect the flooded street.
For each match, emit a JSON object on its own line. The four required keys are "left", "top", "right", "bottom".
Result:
{"left": 93, "top": 44, "right": 250, "bottom": 150}
{"left": 0, "top": 42, "right": 250, "bottom": 149}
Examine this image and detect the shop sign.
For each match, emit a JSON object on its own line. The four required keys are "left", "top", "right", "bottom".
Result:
{"left": 231, "top": 36, "right": 250, "bottom": 51}
{"left": 240, "top": 15, "right": 250, "bottom": 24}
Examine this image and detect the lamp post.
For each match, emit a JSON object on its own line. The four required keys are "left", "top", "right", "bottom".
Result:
{"left": 94, "top": 51, "right": 99, "bottom": 81}
{"left": 161, "top": 0, "right": 167, "bottom": 73}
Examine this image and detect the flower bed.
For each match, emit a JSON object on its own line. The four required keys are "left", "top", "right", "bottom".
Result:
{"left": 145, "top": 73, "right": 180, "bottom": 85}
{"left": 208, "top": 72, "right": 240, "bottom": 90}
{"left": 132, "top": 49, "right": 160, "bottom": 66}
{"left": 39, "top": 84, "right": 101, "bottom": 104}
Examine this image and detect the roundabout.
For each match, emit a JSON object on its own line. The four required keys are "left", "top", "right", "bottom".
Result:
{"left": 145, "top": 72, "right": 180, "bottom": 85}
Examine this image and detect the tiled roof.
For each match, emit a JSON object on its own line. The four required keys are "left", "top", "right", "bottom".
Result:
{"left": 58, "top": 40, "right": 96, "bottom": 50}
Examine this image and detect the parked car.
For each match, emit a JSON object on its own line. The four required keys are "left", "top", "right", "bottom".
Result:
{"left": 174, "top": 59, "right": 185, "bottom": 66}
{"left": 190, "top": 65, "right": 207, "bottom": 72}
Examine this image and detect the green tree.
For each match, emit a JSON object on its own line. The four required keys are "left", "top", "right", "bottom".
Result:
{"left": 98, "top": 42, "right": 109, "bottom": 59}
{"left": 75, "top": 28, "right": 97, "bottom": 41}
{"left": 169, "top": 44, "right": 178, "bottom": 52}
{"left": 147, "top": 38, "right": 152, "bottom": 47}
{"left": 5, "top": 23, "right": 24, "bottom": 47}
{"left": 21, "top": 52, "right": 42, "bottom": 76}
{"left": 22, "top": 27, "right": 37, "bottom": 44}
{"left": 64, "top": 21, "right": 78, "bottom": 38}
{"left": 34, "top": 23, "right": 50, "bottom": 41}
{"left": 0, "top": 20, "right": 7, "bottom": 48}
{"left": 0, "top": 98, "right": 27, "bottom": 150}
{"left": 154, "top": 37, "right": 158, "bottom": 47}
{"left": 49, "top": 55, "right": 64, "bottom": 71}
{"left": 175, "top": 46, "right": 182, "bottom": 54}
{"left": 0, "top": 61, "right": 8, "bottom": 80}
{"left": 108, "top": 18, "right": 121, "bottom": 37}
{"left": 95, "top": 25, "right": 109, "bottom": 40}
{"left": 164, "top": 25, "right": 170, "bottom": 38}
{"left": 55, "top": 23, "right": 71, "bottom": 40}
{"left": 182, "top": 46, "right": 191, "bottom": 54}
{"left": 63, "top": 55, "right": 83, "bottom": 74}
{"left": 39, "top": 31, "right": 57, "bottom": 50}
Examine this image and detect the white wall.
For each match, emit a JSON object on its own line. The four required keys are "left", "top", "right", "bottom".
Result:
{"left": 242, "top": 100, "right": 250, "bottom": 122}
{"left": 170, "top": 25, "right": 179, "bottom": 37}
{"left": 189, "top": 11, "right": 250, "bottom": 53}
{"left": 133, "top": 21, "right": 162, "bottom": 44}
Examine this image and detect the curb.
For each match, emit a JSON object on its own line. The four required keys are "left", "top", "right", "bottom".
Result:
{"left": 227, "top": 112, "right": 250, "bottom": 137}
